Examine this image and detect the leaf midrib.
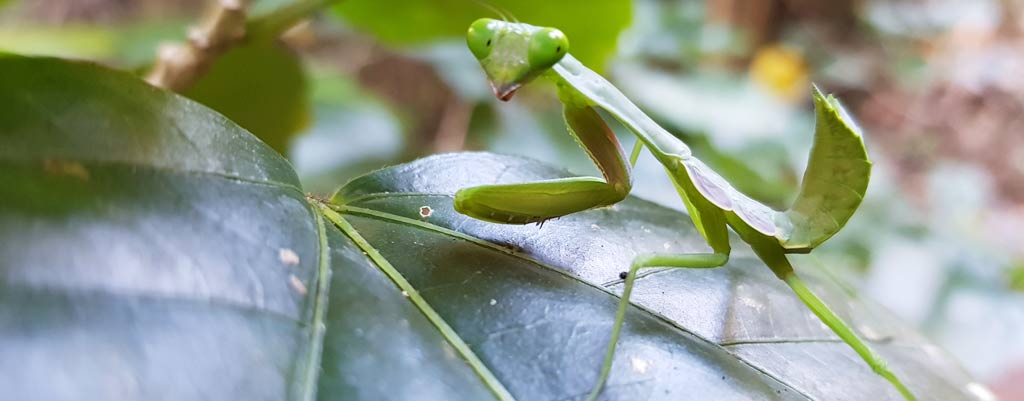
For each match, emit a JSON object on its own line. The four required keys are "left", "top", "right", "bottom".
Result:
{"left": 315, "top": 201, "right": 517, "bottom": 401}
{"left": 296, "top": 210, "right": 331, "bottom": 401}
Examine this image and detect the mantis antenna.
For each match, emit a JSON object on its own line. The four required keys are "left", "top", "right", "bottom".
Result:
{"left": 472, "top": 0, "right": 515, "bottom": 22}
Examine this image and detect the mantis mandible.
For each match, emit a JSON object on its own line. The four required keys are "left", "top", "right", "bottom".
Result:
{"left": 454, "top": 18, "right": 917, "bottom": 401}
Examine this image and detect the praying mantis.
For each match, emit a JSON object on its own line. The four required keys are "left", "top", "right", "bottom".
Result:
{"left": 453, "top": 18, "right": 917, "bottom": 401}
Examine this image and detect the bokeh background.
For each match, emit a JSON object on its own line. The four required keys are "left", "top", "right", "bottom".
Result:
{"left": 2, "top": 0, "right": 1021, "bottom": 398}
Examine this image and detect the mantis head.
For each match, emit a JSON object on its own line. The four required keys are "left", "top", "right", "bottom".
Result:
{"left": 466, "top": 18, "right": 569, "bottom": 101}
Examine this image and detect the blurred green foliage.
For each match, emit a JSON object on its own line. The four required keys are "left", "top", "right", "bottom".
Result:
{"left": 0, "top": 21, "right": 187, "bottom": 66}
{"left": 290, "top": 71, "right": 403, "bottom": 195}
{"left": 334, "top": 0, "right": 631, "bottom": 70}
{"left": 1010, "top": 263, "right": 1024, "bottom": 292}
{"left": 186, "top": 42, "right": 310, "bottom": 154}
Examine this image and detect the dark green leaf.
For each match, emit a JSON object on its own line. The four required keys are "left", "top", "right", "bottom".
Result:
{"left": 0, "top": 54, "right": 499, "bottom": 401}
{"left": 333, "top": 0, "right": 631, "bottom": 70}
{"left": 0, "top": 54, "right": 315, "bottom": 400}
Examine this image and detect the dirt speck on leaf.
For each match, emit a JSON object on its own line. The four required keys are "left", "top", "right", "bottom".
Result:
{"left": 43, "top": 159, "right": 90, "bottom": 180}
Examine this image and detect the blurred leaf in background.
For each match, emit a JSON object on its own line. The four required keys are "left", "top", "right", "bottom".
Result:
{"left": 185, "top": 42, "right": 310, "bottom": 155}
{"left": 290, "top": 71, "right": 403, "bottom": 195}
{"left": 1011, "top": 263, "right": 1024, "bottom": 292}
{"left": 0, "top": 21, "right": 187, "bottom": 66}
{"left": 334, "top": 0, "right": 632, "bottom": 71}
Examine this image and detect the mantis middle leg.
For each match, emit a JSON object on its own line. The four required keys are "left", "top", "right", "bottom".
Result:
{"left": 586, "top": 252, "right": 730, "bottom": 401}
{"left": 454, "top": 103, "right": 632, "bottom": 224}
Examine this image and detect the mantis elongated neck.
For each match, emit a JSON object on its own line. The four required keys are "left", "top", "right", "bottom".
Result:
{"left": 551, "top": 55, "right": 692, "bottom": 166}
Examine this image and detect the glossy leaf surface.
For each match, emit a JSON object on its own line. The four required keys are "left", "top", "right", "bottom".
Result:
{"left": 0, "top": 55, "right": 980, "bottom": 401}
{"left": 334, "top": 152, "right": 981, "bottom": 401}
{"left": 0, "top": 55, "right": 316, "bottom": 401}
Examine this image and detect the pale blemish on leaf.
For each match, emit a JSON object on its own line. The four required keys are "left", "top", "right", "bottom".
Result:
{"left": 289, "top": 274, "right": 307, "bottom": 295}
{"left": 441, "top": 341, "right": 457, "bottom": 360}
{"left": 419, "top": 206, "right": 433, "bottom": 218}
{"left": 630, "top": 357, "right": 650, "bottom": 374}
{"left": 737, "top": 296, "right": 766, "bottom": 312}
{"left": 278, "top": 248, "right": 300, "bottom": 266}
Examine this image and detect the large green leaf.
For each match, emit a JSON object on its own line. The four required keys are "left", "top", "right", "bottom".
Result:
{"left": 0, "top": 55, "right": 315, "bottom": 400}
{"left": 0, "top": 55, "right": 982, "bottom": 401}
{"left": 332, "top": 153, "right": 982, "bottom": 401}
{"left": 333, "top": 0, "right": 631, "bottom": 70}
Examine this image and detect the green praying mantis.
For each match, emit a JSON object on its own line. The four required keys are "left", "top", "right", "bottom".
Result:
{"left": 453, "top": 18, "right": 917, "bottom": 401}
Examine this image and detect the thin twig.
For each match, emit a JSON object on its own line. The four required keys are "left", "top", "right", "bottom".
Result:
{"left": 146, "top": 0, "right": 343, "bottom": 92}
{"left": 432, "top": 97, "right": 473, "bottom": 153}
{"left": 146, "top": 0, "right": 253, "bottom": 91}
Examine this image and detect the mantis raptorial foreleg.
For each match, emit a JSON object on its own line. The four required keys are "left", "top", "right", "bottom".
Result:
{"left": 588, "top": 252, "right": 729, "bottom": 401}
{"left": 454, "top": 102, "right": 631, "bottom": 224}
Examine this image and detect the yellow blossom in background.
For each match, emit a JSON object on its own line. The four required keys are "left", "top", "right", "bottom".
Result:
{"left": 749, "top": 44, "right": 809, "bottom": 102}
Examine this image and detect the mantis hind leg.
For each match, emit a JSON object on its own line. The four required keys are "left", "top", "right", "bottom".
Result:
{"left": 778, "top": 266, "right": 918, "bottom": 400}
{"left": 741, "top": 224, "right": 918, "bottom": 401}
{"left": 455, "top": 102, "right": 632, "bottom": 224}
{"left": 586, "top": 252, "right": 729, "bottom": 401}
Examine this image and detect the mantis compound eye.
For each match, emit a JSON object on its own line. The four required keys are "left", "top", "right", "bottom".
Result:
{"left": 528, "top": 28, "right": 569, "bottom": 70}
{"left": 467, "top": 18, "right": 500, "bottom": 60}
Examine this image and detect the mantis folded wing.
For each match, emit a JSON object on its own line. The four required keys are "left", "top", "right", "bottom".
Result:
{"left": 456, "top": 18, "right": 915, "bottom": 401}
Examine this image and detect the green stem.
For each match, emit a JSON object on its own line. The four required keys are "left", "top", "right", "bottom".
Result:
{"left": 780, "top": 268, "right": 917, "bottom": 401}
{"left": 629, "top": 139, "right": 643, "bottom": 167}
{"left": 247, "top": 0, "right": 343, "bottom": 41}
